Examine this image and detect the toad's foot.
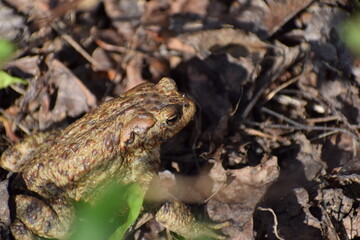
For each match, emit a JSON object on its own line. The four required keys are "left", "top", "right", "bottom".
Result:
{"left": 155, "top": 199, "right": 229, "bottom": 240}
{"left": 13, "top": 195, "right": 74, "bottom": 239}
{"left": 11, "top": 219, "right": 38, "bottom": 240}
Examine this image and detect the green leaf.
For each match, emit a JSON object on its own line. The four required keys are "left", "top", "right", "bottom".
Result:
{"left": 108, "top": 184, "right": 144, "bottom": 240}
{"left": 0, "top": 39, "right": 15, "bottom": 62}
{"left": 70, "top": 183, "right": 144, "bottom": 240}
{"left": 0, "top": 71, "right": 27, "bottom": 89}
{"left": 341, "top": 14, "right": 360, "bottom": 55}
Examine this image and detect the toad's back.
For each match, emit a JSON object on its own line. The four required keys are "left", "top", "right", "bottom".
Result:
{"left": 2, "top": 78, "right": 196, "bottom": 202}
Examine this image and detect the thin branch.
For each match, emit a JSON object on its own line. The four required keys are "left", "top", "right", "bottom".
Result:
{"left": 306, "top": 116, "right": 340, "bottom": 124}
{"left": 261, "top": 106, "right": 304, "bottom": 127}
{"left": 95, "top": 39, "right": 144, "bottom": 55}
{"left": 247, "top": 120, "right": 358, "bottom": 140}
{"left": 309, "top": 130, "right": 339, "bottom": 141}
{"left": 52, "top": 22, "right": 105, "bottom": 70}
{"left": 266, "top": 74, "right": 302, "bottom": 101}
{"left": 258, "top": 207, "right": 284, "bottom": 240}
{"left": 319, "top": 93, "right": 360, "bottom": 140}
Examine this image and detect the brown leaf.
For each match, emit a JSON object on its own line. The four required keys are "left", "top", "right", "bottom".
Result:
{"left": 170, "top": 0, "right": 209, "bottom": 16}
{"left": 315, "top": 188, "right": 353, "bottom": 221}
{"left": 177, "top": 28, "right": 267, "bottom": 59}
{"left": 207, "top": 156, "right": 279, "bottom": 239}
{"left": 264, "top": 0, "right": 315, "bottom": 36}
{"left": 342, "top": 208, "right": 360, "bottom": 239}
{"left": 293, "top": 133, "right": 325, "bottom": 181}
{"left": 5, "top": 56, "right": 41, "bottom": 79}
{"left": 37, "top": 57, "right": 97, "bottom": 129}
{"left": 212, "top": 156, "right": 279, "bottom": 204}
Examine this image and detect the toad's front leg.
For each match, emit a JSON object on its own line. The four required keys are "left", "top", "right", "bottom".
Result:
{"left": 11, "top": 195, "right": 74, "bottom": 240}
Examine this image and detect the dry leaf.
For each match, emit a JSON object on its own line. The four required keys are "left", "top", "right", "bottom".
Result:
{"left": 36, "top": 57, "right": 97, "bottom": 129}
{"left": 207, "top": 156, "right": 279, "bottom": 240}
{"left": 264, "top": 0, "right": 314, "bottom": 36}
{"left": 177, "top": 28, "right": 267, "bottom": 59}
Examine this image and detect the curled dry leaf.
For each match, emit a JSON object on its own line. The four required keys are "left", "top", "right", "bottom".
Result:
{"left": 315, "top": 188, "right": 354, "bottom": 222}
{"left": 4, "top": 56, "right": 41, "bottom": 79}
{"left": 210, "top": 156, "right": 279, "bottom": 204}
{"left": 314, "top": 173, "right": 360, "bottom": 239}
{"left": 342, "top": 208, "right": 360, "bottom": 239}
{"left": 264, "top": 0, "right": 315, "bottom": 36}
{"left": 37, "top": 57, "right": 97, "bottom": 129}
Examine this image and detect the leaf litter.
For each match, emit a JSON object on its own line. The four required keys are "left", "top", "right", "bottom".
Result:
{"left": 0, "top": 0, "right": 360, "bottom": 239}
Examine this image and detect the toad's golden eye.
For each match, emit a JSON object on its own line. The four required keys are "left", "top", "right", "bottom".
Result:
{"left": 166, "top": 113, "right": 179, "bottom": 126}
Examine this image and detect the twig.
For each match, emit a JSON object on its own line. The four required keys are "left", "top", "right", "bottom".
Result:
{"left": 244, "top": 128, "right": 286, "bottom": 141}
{"left": 51, "top": 22, "right": 105, "bottom": 70}
{"left": 260, "top": 106, "right": 360, "bottom": 140}
{"left": 319, "top": 93, "right": 360, "bottom": 141}
{"left": 258, "top": 207, "right": 284, "bottom": 240}
{"left": 247, "top": 120, "right": 358, "bottom": 140}
{"left": 95, "top": 39, "right": 144, "bottom": 55}
{"left": 241, "top": 43, "right": 304, "bottom": 119}
{"left": 306, "top": 116, "right": 340, "bottom": 124}
{"left": 247, "top": 108, "right": 358, "bottom": 141}
{"left": 230, "top": 86, "right": 243, "bottom": 116}
{"left": 204, "top": 180, "right": 226, "bottom": 203}
{"left": 308, "top": 130, "right": 339, "bottom": 141}
{"left": 261, "top": 106, "right": 303, "bottom": 127}
{"left": 274, "top": 87, "right": 360, "bottom": 142}
{"left": 10, "top": 84, "right": 26, "bottom": 95}
{"left": 266, "top": 74, "right": 302, "bottom": 101}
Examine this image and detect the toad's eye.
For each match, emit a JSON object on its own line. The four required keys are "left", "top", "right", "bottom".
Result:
{"left": 166, "top": 113, "right": 179, "bottom": 126}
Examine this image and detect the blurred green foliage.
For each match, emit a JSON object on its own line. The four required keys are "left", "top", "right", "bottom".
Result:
{"left": 0, "top": 39, "right": 27, "bottom": 89}
{"left": 341, "top": 14, "right": 360, "bottom": 56}
{"left": 0, "top": 39, "right": 15, "bottom": 63}
{"left": 70, "top": 183, "right": 144, "bottom": 240}
{"left": 0, "top": 70, "right": 27, "bottom": 89}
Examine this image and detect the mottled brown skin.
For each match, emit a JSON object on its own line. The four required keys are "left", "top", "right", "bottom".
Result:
{"left": 1, "top": 78, "right": 196, "bottom": 240}
{"left": 156, "top": 199, "right": 229, "bottom": 240}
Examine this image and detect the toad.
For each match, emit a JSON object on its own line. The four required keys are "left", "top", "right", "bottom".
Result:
{"left": 1, "top": 78, "right": 197, "bottom": 239}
